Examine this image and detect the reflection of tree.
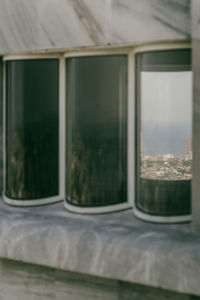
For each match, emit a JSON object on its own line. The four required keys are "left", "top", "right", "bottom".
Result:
{"left": 68, "top": 134, "right": 126, "bottom": 206}
{"left": 9, "top": 129, "right": 25, "bottom": 198}
{"left": 7, "top": 123, "right": 58, "bottom": 200}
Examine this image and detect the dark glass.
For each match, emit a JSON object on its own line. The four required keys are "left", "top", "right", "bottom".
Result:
{"left": 6, "top": 59, "right": 59, "bottom": 200}
{"left": 136, "top": 50, "right": 192, "bottom": 216}
{"left": 66, "top": 55, "right": 127, "bottom": 207}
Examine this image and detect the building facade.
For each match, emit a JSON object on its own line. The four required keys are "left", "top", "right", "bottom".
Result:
{"left": 0, "top": 1, "right": 200, "bottom": 299}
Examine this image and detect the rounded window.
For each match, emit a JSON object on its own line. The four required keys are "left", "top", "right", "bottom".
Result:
{"left": 134, "top": 48, "right": 192, "bottom": 222}
{"left": 65, "top": 55, "right": 128, "bottom": 213}
{"left": 4, "top": 57, "right": 60, "bottom": 206}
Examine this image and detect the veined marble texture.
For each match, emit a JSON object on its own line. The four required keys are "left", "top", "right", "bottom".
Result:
{"left": 0, "top": 259, "right": 196, "bottom": 300}
{"left": 0, "top": 0, "right": 190, "bottom": 54}
{"left": 192, "top": 0, "right": 200, "bottom": 39}
{"left": 192, "top": 0, "right": 200, "bottom": 233}
{"left": 0, "top": 201, "right": 199, "bottom": 297}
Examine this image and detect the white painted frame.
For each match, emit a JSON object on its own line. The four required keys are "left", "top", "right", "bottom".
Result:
{"left": 2, "top": 54, "right": 65, "bottom": 206}
{"left": 132, "top": 42, "right": 192, "bottom": 223}
{"left": 1, "top": 42, "right": 192, "bottom": 218}
{"left": 64, "top": 48, "right": 134, "bottom": 214}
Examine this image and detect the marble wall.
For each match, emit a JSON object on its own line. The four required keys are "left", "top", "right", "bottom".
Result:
{"left": 0, "top": 258, "right": 199, "bottom": 300}
{"left": 0, "top": 0, "right": 190, "bottom": 54}
{"left": 0, "top": 0, "right": 191, "bottom": 194}
{"left": 0, "top": 201, "right": 199, "bottom": 297}
{"left": 0, "top": 2, "right": 196, "bottom": 298}
{"left": 192, "top": 0, "right": 200, "bottom": 233}
{"left": 0, "top": 60, "right": 2, "bottom": 194}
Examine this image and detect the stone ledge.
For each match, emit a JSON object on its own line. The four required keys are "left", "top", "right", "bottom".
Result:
{"left": 0, "top": 200, "right": 199, "bottom": 296}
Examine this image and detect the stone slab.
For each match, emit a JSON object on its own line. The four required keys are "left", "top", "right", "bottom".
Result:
{"left": 0, "top": 258, "right": 199, "bottom": 300}
{"left": 0, "top": 201, "right": 199, "bottom": 296}
{"left": 0, "top": 0, "right": 190, "bottom": 54}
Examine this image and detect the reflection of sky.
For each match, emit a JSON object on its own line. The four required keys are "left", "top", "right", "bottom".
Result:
{"left": 141, "top": 71, "right": 192, "bottom": 156}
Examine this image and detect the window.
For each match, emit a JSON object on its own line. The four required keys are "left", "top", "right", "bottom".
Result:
{"left": 134, "top": 48, "right": 192, "bottom": 222}
{"left": 65, "top": 55, "right": 128, "bottom": 213}
{"left": 4, "top": 57, "right": 60, "bottom": 206}
{"left": 2, "top": 44, "right": 192, "bottom": 221}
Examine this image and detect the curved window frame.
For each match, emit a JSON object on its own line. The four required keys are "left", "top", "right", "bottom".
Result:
{"left": 1, "top": 42, "right": 192, "bottom": 219}
{"left": 64, "top": 48, "right": 134, "bottom": 214}
{"left": 133, "top": 42, "right": 192, "bottom": 223}
{"left": 3, "top": 54, "right": 65, "bottom": 206}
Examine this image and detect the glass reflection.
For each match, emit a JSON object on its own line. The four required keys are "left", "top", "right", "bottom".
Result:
{"left": 6, "top": 59, "right": 59, "bottom": 200}
{"left": 137, "top": 50, "right": 192, "bottom": 216}
{"left": 66, "top": 55, "right": 127, "bottom": 207}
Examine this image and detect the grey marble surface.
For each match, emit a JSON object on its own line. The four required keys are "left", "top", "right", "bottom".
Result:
{"left": 0, "top": 59, "right": 3, "bottom": 194}
{"left": 1, "top": 259, "right": 198, "bottom": 300}
{"left": 0, "top": 0, "right": 190, "bottom": 54}
{"left": 192, "top": 0, "right": 200, "bottom": 233}
{"left": 192, "top": 0, "right": 200, "bottom": 39}
{"left": 0, "top": 200, "right": 199, "bottom": 296}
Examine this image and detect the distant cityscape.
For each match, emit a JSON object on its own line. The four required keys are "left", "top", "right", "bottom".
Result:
{"left": 140, "top": 138, "right": 192, "bottom": 180}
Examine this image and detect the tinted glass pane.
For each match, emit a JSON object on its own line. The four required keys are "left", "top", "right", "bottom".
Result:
{"left": 6, "top": 59, "right": 59, "bottom": 200}
{"left": 66, "top": 55, "right": 127, "bottom": 207}
{"left": 136, "top": 50, "right": 192, "bottom": 216}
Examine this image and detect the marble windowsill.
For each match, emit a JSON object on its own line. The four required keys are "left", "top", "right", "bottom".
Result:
{"left": 0, "top": 200, "right": 199, "bottom": 296}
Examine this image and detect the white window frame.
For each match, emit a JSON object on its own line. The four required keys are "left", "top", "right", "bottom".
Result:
{"left": 132, "top": 42, "right": 192, "bottom": 223}
{"left": 3, "top": 54, "right": 64, "bottom": 206}
{"left": 1, "top": 42, "right": 192, "bottom": 218}
{"left": 64, "top": 48, "right": 134, "bottom": 213}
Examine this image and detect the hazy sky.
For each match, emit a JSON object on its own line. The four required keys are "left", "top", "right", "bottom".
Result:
{"left": 141, "top": 71, "right": 192, "bottom": 156}
{"left": 141, "top": 71, "right": 192, "bottom": 128}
